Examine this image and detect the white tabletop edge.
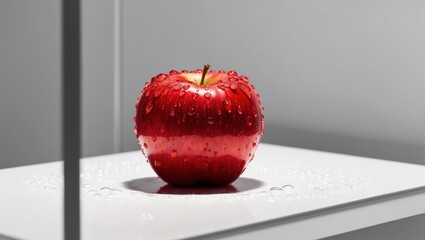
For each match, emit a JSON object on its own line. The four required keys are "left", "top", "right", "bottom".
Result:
{"left": 185, "top": 186, "right": 425, "bottom": 239}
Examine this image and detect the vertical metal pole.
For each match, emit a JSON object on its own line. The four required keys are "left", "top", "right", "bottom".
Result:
{"left": 113, "top": 0, "right": 123, "bottom": 153}
{"left": 62, "top": 0, "right": 81, "bottom": 239}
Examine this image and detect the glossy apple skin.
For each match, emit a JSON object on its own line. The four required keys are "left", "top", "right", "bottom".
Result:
{"left": 134, "top": 70, "right": 264, "bottom": 187}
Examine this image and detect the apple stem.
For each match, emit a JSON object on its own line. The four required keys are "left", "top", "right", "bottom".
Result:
{"left": 200, "top": 64, "right": 210, "bottom": 85}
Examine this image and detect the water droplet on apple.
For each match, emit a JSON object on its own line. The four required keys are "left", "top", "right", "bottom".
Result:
{"left": 145, "top": 89, "right": 152, "bottom": 97}
{"left": 163, "top": 87, "right": 171, "bottom": 95}
{"left": 204, "top": 92, "right": 211, "bottom": 99}
{"left": 240, "top": 76, "right": 249, "bottom": 82}
{"left": 207, "top": 117, "right": 214, "bottom": 125}
{"left": 224, "top": 83, "right": 230, "bottom": 88}
{"left": 154, "top": 160, "right": 161, "bottom": 167}
{"left": 170, "top": 109, "right": 175, "bottom": 116}
{"left": 251, "top": 107, "right": 258, "bottom": 117}
{"left": 171, "top": 150, "right": 177, "bottom": 158}
{"left": 238, "top": 83, "right": 251, "bottom": 98}
{"left": 152, "top": 136, "right": 157, "bottom": 142}
{"left": 173, "top": 84, "right": 182, "bottom": 91}
{"left": 217, "top": 109, "right": 222, "bottom": 115}
{"left": 261, "top": 121, "right": 265, "bottom": 135}
{"left": 145, "top": 101, "right": 153, "bottom": 114}
{"left": 133, "top": 126, "right": 138, "bottom": 134}
{"left": 179, "top": 91, "right": 186, "bottom": 97}
{"left": 239, "top": 160, "right": 246, "bottom": 169}
{"left": 192, "top": 93, "right": 199, "bottom": 100}
{"left": 230, "top": 83, "right": 238, "bottom": 91}
{"left": 228, "top": 70, "right": 238, "bottom": 76}
{"left": 169, "top": 70, "right": 178, "bottom": 75}
{"left": 237, "top": 105, "right": 243, "bottom": 114}
{"left": 252, "top": 142, "right": 257, "bottom": 147}
{"left": 154, "top": 85, "right": 166, "bottom": 97}
{"left": 145, "top": 119, "right": 152, "bottom": 127}
{"left": 143, "top": 143, "right": 148, "bottom": 149}
{"left": 203, "top": 148, "right": 208, "bottom": 152}
{"left": 223, "top": 99, "right": 232, "bottom": 113}
{"left": 218, "top": 84, "right": 225, "bottom": 90}
{"left": 188, "top": 107, "right": 196, "bottom": 116}
{"left": 246, "top": 116, "right": 253, "bottom": 126}
{"left": 155, "top": 73, "right": 167, "bottom": 81}
{"left": 183, "top": 84, "right": 190, "bottom": 90}
{"left": 202, "top": 159, "right": 209, "bottom": 167}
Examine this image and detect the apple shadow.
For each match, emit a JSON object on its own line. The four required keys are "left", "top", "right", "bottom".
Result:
{"left": 122, "top": 177, "right": 264, "bottom": 195}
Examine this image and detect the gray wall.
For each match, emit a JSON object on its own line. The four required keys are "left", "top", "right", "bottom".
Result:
{"left": 0, "top": 0, "right": 61, "bottom": 168}
{"left": 122, "top": 0, "right": 425, "bottom": 165}
{"left": 82, "top": 0, "right": 116, "bottom": 158}
{"left": 0, "top": 0, "right": 116, "bottom": 169}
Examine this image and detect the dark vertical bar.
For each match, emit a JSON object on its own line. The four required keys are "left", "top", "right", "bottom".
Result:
{"left": 62, "top": 0, "right": 81, "bottom": 239}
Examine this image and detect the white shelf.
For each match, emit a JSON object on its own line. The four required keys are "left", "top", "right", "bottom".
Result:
{"left": 1, "top": 143, "right": 425, "bottom": 240}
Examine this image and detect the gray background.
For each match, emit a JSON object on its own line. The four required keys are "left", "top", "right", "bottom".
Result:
{"left": 123, "top": 0, "right": 425, "bottom": 166}
{"left": 1, "top": 0, "right": 425, "bottom": 239}
{"left": 0, "top": 0, "right": 116, "bottom": 169}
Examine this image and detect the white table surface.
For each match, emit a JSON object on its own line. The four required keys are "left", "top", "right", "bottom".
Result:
{"left": 1, "top": 143, "right": 425, "bottom": 240}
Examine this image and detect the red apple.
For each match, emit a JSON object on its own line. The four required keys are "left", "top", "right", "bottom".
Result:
{"left": 134, "top": 65, "right": 264, "bottom": 187}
